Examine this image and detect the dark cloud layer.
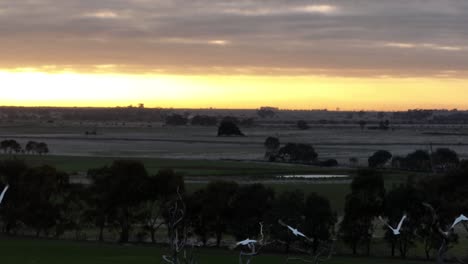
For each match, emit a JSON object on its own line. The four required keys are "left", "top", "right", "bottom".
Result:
{"left": 1, "top": 0, "right": 467, "bottom": 76}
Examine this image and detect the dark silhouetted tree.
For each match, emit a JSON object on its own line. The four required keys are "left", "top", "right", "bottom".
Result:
{"left": 264, "top": 137, "right": 280, "bottom": 161}
{"left": 340, "top": 169, "right": 385, "bottom": 255}
{"left": 303, "top": 193, "right": 337, "bottom": 254}
{"left": 229, "top": 184, "right": 275, "bottom": 239}
{"left": 432, "top": 148, "right": 459, "bottom": 172}
{"left": 368, "top": 150, "right": 392, "bottom": 168}
{"left": 269, "top": 190, "right": 305, "bottom": 253}
{"left": 278, "top": 143, "right": 318, "bottom": 163}
{"left": 165, "top": 114, "right": 188, "bottom": 126}
{"left": 217, "top": 121, "right": 245, "bottom": 137}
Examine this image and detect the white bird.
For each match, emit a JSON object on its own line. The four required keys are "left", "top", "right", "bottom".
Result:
{"left": 237, "top": 239, "right": 257, "bottom": 246}
{"left": 379, "top": 214, "right": 407, "bottom": 235}
{"left": 231, "top": 238, "right": 258, "bottom": 251}
{"left": 0, "top": 185, "right": 9, "bottom": 205}
{"left": 278, "top": 220, "right": 310, "bottom": 240}
{"left": 449, "top": 214, "right": 468, "bottom": 230}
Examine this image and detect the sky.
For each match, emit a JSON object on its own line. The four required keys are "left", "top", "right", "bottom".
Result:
{"left": 1, "top": 0, "right": 468, "bottom": 110}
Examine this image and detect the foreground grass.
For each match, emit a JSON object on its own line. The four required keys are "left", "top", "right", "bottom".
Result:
{"left": 0, "top": 238, "right": 429, "bottom": 264}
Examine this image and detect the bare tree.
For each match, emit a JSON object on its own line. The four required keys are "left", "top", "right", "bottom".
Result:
{"left": 161, "top": 188, "right": 198, "bottom": 264}
{"left": 422, "top": 203, "right": 467, "bottom": 264}
{"left": 232, "top": 223, "right": 276, "bottom": 264}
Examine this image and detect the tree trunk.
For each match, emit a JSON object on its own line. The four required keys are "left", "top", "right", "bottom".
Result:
{"left": 216, "top": 231, "right": 223, "bottom": 247}
{"left": 366, "top": 241, "right": 371, "bottom": 256}
{"left": 120, "top": 226, "right": 130, "bottom": 243}
{"left": 150, "top": 229, "right": 156, "bottom": 244}
{"left": 98, "top": 224, "right": 105, "bottom": 242}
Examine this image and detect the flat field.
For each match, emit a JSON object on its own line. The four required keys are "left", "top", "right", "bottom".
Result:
{"left": 1, "top": 121, "right": 468, "bottom": 164}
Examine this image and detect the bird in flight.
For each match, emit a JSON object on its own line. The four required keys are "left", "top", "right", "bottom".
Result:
{"left": 236, "top": 239, "right": 258, "bottom": 246}
{"left": 449, "top": 214, "right": 468, "bottom": 230}
{"left": 379, "top": 214, "right": 407, "bottom": 235}
{"left": 423, "top": 203, "right": 468, "bottom": 237}
{"left": 278, "top": 220, "right": 311, "bottom": 240}
{"left": 230, "top": 238, "right": 258, "bottom": 251}
{"left": 0, "top": 185, "right": 9, "bottom": 205}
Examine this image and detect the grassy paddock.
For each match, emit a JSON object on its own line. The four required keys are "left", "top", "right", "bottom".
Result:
{"left": 0, "top": 237, "right": 429, "bottom": 264}
{"left": 0, "top": 154, "right": 352, "bottom": 177}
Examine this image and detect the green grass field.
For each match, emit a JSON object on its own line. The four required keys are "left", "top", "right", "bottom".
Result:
{"left": 0, "top": 238, "right": 430, "bottom": 264}
{"left": 0, "top": 154, "right": 352, "bottom": 177}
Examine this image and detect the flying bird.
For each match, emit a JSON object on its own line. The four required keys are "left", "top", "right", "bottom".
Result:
{"left": 379, "top": 214, "right": 407, "bottom": 235}
{"left": 449, "top": 214, "right": 468, "bottom": 230}
{"left": 237, "top": 239, "right": 257, "bottom": 246}
{"left": 230, "top": 238, "right": 258, "bottom": 250}
{"left": 0, "top": 185, "right": 9, "bottom": 205}
{"left": 422, "top": 203, "right": 467, "bottom": 237}
{"left": 278, "top": 220, "right": 310, "bottom": 240}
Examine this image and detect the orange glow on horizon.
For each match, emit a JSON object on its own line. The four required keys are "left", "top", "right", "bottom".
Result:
{"left": 0, "top": 70, "right": 467, "bottom": 111}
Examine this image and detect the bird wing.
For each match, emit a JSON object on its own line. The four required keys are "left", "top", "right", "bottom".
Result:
{"left": 396, "top": 215, "right": 407, "bottom": 231}
{"left": 278, "top": 219, "right": 288, "bottom": 227}
{"left": 378, "top": 216, "right": 394, "bottom": 230}
{"left": 295, "top": 230, "right": 307, "bottom": 238}
{"left": 451, "top": 215, "right": 468, "bottom": 229}
{"left": 0, "top": 185, "right": 9, "bottom": 204}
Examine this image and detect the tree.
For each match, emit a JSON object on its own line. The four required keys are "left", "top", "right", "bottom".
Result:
{"left": 340, "top": 169, "right": 385, "bottom": 255}
{"left": 0, "top": 159, "right": 29, "bottom": 234}
{"left": 269, "top": 190, "right": 305, "bottom": 253}
{"left": 257, "top": 107, "right": 277, "bottom": 118}
{"left": 278, "top": 143, "right": 318, "bottom": 163}
{"left": 18, "top": 165, "right": 69, "bottom": 237}
{"left": 0, "top": 140, "right": 22, "bottom": 154}
{"left": 217, "top": 120, "right": 245, "bottom": 136}
{"left": 165, "top": 114, "right": 188, "bottom": 126}
{"left": 303, "top": 193, "right": 337, "bottom": 254}
{"left": 145, "top": 169, "right": 185, "bottom": 243}
{"left": 229, "top": 184, "right": 275, "bottom": 239}
{"left": 36, "top": 142, "right": 49, "bottom": 155}
{"left": 90, "top": 160, "right": 150, "bottom": 243}
{"left": 368, "top": 150, "right": 392, "bottom": 168}
{"left": 25, "top": 141, "right": 38, "bottom": 154}
{"left": 193, "top": 181, "right": 239, "bottom": 247}
{"left": 382, "top": 182, "right": 422, "bottom": 258}
{"left": 403, "top": 150, "right": 432, "bottom": 171}
{"left": 432, "top": 148, "right": 459, "bottom": 172}
{"left": 297, "top": 120, "right": 310, "bottom": 130}
{"left": 264, "top": 137, "right": 280, "bottom": 161}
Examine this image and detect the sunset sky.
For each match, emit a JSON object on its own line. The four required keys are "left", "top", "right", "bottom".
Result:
{"left": 1, "top": 0, "right": 468, "bottom": 110}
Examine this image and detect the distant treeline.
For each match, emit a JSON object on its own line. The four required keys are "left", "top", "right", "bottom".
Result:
{"left": 3, "top": 106, "right": 468, "bottom": 124}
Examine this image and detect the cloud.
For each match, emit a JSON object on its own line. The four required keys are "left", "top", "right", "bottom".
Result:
{"left": 0, "top": 0, "right": 467, "bottom": 77}
{"left": 383, "top": 42, "right": 466, "bottom": 51}
{"left": 82, "top": 11, "right": 121, "bottom": 19}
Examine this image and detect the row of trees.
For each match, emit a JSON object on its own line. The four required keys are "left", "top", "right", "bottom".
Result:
{"left": 0, "top": 159, "right": 334, "bottom": 248}
{"left": 0, "top": 140, "right": 49, "bottom": 155}
{"left": 340, "top": 166, "right": 468, "bottom": 260}
{"left": 368, "top": 148, "right": 459, "bottom": 172}
{"left": 1, "top": 158, "right": 468, "bottom": 261}
{"left": 166, "top": 114, "right": 254, "bottom": 127}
